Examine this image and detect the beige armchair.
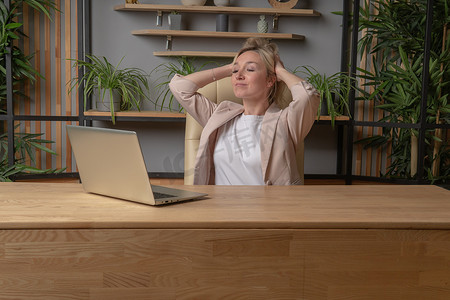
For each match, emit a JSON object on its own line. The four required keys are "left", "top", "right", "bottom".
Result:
{"left": 184, "top": 77, "right": 304, "bottom": 185}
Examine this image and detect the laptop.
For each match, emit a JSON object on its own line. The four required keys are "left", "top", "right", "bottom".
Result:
{"left": 66, "top": 125, "right": 207, "bottom": 206}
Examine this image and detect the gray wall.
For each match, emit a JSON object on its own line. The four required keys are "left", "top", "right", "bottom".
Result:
{"left": 91, "top": 0, "right": 345, "bottom": 175}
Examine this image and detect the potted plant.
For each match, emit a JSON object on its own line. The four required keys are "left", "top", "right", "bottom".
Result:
{"left": 0, "top": 124, "right": 64, "bottom": 182}
{"left": 68, "top": 54, "right": 151, "bottom": 124}
{"left": 1, "top": 0, "right": 63, "bottom": 181}
{"left": 168, "top": 11, "right": 182, "bottom": 30}
{"left": 294, "top": 66, "right": 353, "bottom": 128}
{"left": 355, "top": 0, "right": 449, "bottom": 182}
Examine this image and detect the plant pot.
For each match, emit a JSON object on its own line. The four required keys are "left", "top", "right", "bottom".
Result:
{"left": 319, "top": 99, "right": 328, "bottom": 115}
{"left": 319, "top": 93, "right": 336, "bottom": 116}
{"left": 168, "top": 14, "right": 182, "bottom": 30}
{"left": 95, "top": 89, "right": 121, "bottom": 112}
{"left": 180, "top": 0, "right": 206, "bottom": 6}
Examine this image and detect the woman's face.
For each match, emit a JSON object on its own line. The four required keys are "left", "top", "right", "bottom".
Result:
{"left": 231, "top": 51, "right": 274, "bottom": 103}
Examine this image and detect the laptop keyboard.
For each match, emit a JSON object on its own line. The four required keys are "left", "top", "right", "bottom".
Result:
{"left": 153, "top": 191, "right": 176, "bottom": 199}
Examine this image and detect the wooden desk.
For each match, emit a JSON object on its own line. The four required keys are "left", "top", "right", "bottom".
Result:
{"left": 0, "top": 183, "right": 449, "bottom": 299}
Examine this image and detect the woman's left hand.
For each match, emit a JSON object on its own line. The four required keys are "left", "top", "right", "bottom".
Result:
{"left": 274, "top": 55, "right": 286, "bottom": 82}
{"left": 274, "top": 56, "right": 306, "bottom": 88}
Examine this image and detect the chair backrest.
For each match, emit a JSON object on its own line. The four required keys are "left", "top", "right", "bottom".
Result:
{"left": 184, "top": 77, "right": 304, "bottom": 185}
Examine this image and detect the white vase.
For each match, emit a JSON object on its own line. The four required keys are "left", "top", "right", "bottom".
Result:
{"left": 214, "top": 0, "right": 230, "bottom": 6}
{"left": 180, "top": 0, "right": 206, "bottom": 5}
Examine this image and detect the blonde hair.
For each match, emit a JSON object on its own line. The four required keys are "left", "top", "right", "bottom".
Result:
{"left": 235, "top": 38, "right": 288, "bottom": 105}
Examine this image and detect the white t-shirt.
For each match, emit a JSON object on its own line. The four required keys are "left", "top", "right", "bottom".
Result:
{"left": 213, "top": 113, "right": 264, "bottom": 185}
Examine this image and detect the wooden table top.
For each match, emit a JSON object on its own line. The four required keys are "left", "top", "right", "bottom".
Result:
{"left": 0, "top": 183, "right": 449, "bottom": 230}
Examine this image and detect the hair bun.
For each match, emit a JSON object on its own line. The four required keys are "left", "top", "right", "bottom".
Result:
{"left": 242, "top": 37, "right": 279, "bottom": 55}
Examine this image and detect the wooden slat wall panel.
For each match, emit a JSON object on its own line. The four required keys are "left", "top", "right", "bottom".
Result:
{"left": 55, "top": 0, "right": 62, "bottom": 170}
{"left": 12, "top": 13, "right": 20, "bottom": 163}
{"left": 65, "top": 0, "right": 73, "bottom": 172}
{"left": 44, "top": 8, "right": 52, "bottom": 169}
{"left": 354, "top": 0, "right": 391, "bottom": 178}
{"left": 15, "top": 1, "right": 78, "bottom": 172}
{"left": 23, "top": 5, "right": 31, "bottom": 145}
{"left": 34, "top": 7, "right": 42, "bottom": 170}
{"left": 355, "top": 24, "right": 367, "bottom": 176}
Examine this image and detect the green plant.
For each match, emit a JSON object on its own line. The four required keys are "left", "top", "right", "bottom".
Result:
{"left": 355, "top": 0, "right": 449, "bottom": 182}
{"left": 0, "top": 1, "right": 56, "bottom": 105}
{"left": 0, "top": 124, "right": 64, "bottom": 182}
{"left": 68, "top": 54, "right": 151, "bottom": 124}
{"left": 294, "top": 65, "right": 353, "bottom": 128}
{"left": 1, "top": 0, "right": 62, "bottom": 181}
{"left": 151, "top": 56, "right": 216, "bottom": 112}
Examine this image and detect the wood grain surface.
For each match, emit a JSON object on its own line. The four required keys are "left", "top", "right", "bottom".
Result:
{"left": 114, "top": 4, "right": 320, "bottom": 17}
{"left": 0, "top": 183, "right": 449, "bottom": 230}
{"left": 0, "top": 228, "right": 449, "bottom": 299}
{"left": 0, "top": 183, "right": 449, "bottom": 299}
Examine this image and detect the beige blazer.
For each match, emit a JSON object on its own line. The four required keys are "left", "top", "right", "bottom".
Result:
{"left": 169, "top": 74, "right": 320, "bottom": 185}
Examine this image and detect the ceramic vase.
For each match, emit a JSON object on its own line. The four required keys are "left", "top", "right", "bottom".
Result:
{"left": 257, "top": 15, "right": 268, "bottom": 33}
{"left": 216, "top": 14, "right": 229, "bottom": 32}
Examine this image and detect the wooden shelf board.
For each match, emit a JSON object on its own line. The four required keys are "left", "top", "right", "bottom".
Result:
{"left": 153, "top": 51, "right": 237, "bottom": 58}
{"left": 83, "top": 110, "right": 186, "bottom": 118}
{"left": 84, "top": 110, "right": 349, "bottom": 122}
{"left": 318, "top": 115, "right": 350, "bottom": 121}
{"left": 114, "top": 4, "right": 321, "bottom": 17}
{"left": 133, "top": 29, "right": 305, "bottom": 40}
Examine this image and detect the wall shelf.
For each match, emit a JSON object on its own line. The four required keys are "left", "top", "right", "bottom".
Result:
{"left": 117, "top": 4, "right": 317, "bottom": 54}
{"left": 134, "top": 30, "right": 304, "bottom": 51}
{"left": 132, "top": 29, "right": 305, "bottom": 40}
{"left": 83, "top": 110, "right": 349, "bottom": 123}
{"left": 114, "top": 4, "right": 321, "bottom": 17}
{"left": 83, "top": 110, "right": 186, "bottom": 122}
{"left": 153, "top": 51, "right": 237, "bottom": 58}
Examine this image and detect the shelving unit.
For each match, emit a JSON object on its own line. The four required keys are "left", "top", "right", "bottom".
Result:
{"left": 88, "top": 4, "right": 349, "bottom": 180}
{"left": 113, "top": 4, "right": 321, "bottom": 17}
{"left": 115, "top": 3, "right": 320, "bottom": 56}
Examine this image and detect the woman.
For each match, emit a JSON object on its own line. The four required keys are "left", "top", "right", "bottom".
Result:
{"left": 169, "top": 38, "right": 320, "bottom": 185}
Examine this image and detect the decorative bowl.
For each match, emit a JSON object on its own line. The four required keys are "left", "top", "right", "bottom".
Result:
{"left": 214, "top": 0, "right": 231, "bottom": 6}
